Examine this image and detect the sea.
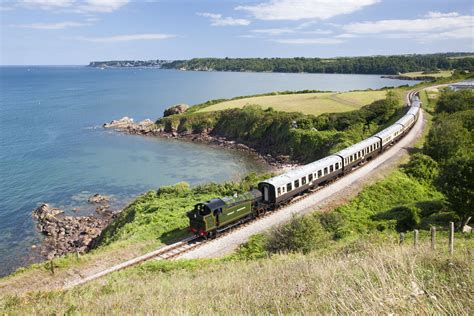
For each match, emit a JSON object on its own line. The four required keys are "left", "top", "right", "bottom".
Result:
{"left": 0, "top": 66, "right": 420, "bottom": 276}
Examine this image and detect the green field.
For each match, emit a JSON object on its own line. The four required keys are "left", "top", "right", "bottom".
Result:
{"left": 198, "top": 90, "right": 388, "bottom": 116}
{"left": 401, "top": 70, "right": 453, "bottom": 78}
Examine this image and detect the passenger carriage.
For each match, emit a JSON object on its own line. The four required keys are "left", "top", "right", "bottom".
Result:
{"left": 334, "top": 137, "right": 381, "bottom": 172}
{"left": 258, "top": 155, "right": 343, "bottom": 206}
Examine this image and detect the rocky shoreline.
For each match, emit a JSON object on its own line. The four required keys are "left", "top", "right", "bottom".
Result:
{"left": 103, "top": 116, "right": 297, "bottom": 169}
{"left": 32, "top": 194, "right": 116, "bottom": 259}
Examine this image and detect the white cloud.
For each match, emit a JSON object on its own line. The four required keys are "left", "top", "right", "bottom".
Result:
{"left": 77, "top": 0, "right": 129, "bottom": 13}
{"left": 9, "top": 21, "right": 91, "bottom": 29}
{"left": 252, "top": 28, "right": 295, "bottom": 35}
{"left": 270, "top": 38, "right": 343, "bottom": 44}
{"left": 197, "top": 12, "right": 250, "bottom": 26}
{"left": 69, "top": 33, "right": 175, "bottom": 43}
{"left": 236, "top": 0, "right": 379, "bottom": 21}
{"left": 0, "top": 6, "right": 14, "bottom": 11}
{"left": 18, "top": 0, "right": 128, "bottom": 13}
{"left": 19, "top": 0, "right": 75, "bottom": 9}
{"left": 424, "top": 11, "right": 459, "bottom": 18}
{"left": 343, "top": 12, "right": 473, "bottom": 35}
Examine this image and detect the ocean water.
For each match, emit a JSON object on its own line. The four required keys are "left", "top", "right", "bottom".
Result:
{"left": 0, "top": 66, "right": 419, "bottom": 276}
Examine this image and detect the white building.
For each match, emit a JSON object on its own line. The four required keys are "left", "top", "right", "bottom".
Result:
{"left": 449, "top": 80, "right": 474, "bottom": 91}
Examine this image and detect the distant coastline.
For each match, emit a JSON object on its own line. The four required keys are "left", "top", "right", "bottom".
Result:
{"left": 87, "top": 53, "right": 474, "bottom": 77}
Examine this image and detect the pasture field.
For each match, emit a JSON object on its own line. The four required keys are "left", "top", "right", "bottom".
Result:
{"left": 198, "top": 90, "right": 388, "bottom": 116}
{"left": 401, "top": 70, "right": 453, "bottom": 78}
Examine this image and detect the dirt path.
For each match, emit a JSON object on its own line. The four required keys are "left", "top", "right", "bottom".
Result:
{"left": 179, "top": 110, "right": 425, "bottom": 259}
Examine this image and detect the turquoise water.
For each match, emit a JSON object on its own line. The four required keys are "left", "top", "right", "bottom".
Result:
{"left": 0, "top": 66, "right": 419, "bottom": 276}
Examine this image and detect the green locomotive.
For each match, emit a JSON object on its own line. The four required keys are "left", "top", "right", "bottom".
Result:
{"left": 187, "top": 189, "right": 262, "bottom": 238}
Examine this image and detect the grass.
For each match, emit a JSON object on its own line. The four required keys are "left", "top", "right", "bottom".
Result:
{"left": 401, "top": 70, "right": 453, "bottom": 78}
{"left": 198, "top": 90, "right": 387, "bottom": 116}
{"left": 1, "top": 237, "right": 472, "bottom": 314}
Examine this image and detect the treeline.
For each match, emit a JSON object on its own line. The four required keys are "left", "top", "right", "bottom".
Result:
{"left": 162, "top": 53, "right": 474, "bottom": 75}
{"left": 156, "top": 92, "right": 402, "bottom": 163}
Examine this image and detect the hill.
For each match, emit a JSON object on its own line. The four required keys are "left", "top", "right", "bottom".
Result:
{"left": 198, "top": 90, "right": 388, "bottom": 116}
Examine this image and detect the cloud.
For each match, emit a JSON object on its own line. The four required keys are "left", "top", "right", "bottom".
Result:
{"left": 197, "top": 12, "right": 250, "bottom": 26}
{"left": 236, "top": 0, "right": 379, "bottom": 21}
{"left": 343, "top": 12, "right": 473, "bottom": 35}
{"left": 77, "top": 0, "right": 129, "bottom": 13}
{"left": 18, "top": 0, "right": 128, "bottom": 13}
{"left": 68, "top": 33, "right": 175, "bottom": 43}
{"left": 9, "top": 21, "right": 91, "bottom": 30}
{"left": 270, "top": 38, "right": 343, "bottom": 44}
{"left": 252, "top": 28, "right": 295, "bottom": 35}
{"left": 0, "top": 6, "right": 14, "bottom": 11}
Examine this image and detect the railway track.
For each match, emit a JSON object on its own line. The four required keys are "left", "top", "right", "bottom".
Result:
{"left": 64, "top": 89, "right": 422, "bottom": 289}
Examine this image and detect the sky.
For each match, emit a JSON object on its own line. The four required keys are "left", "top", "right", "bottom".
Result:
{"left": 0, "top": 0, "right": 473, "bottom": 65}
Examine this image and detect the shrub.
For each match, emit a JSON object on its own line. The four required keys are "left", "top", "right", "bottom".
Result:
{"left": 402, "top": 153, "right": 439, "bottom": 183}
{"left": 234, "top": 234, "right": 268, "bottom": 260}
{"left": 265, "top": 215, "right": 330, "bottom": 254}
{"left": 157, "top": 182, "right": 190, "bottom": 195}
{"left": 318, "top": 212, "right": 347, "bottom": 239}
{"left": 373, "top": 206, "right": 421, "bottom": 232}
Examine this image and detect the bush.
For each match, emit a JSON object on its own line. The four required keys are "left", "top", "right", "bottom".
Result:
{"left": 157, "top": 182, "right": 190, "bottom": 195}
{"left": 266, "top": 215, "right": 330, "bottom": 254}
{"left": 402, "top": 153, "right": 439, "bottom": 183}
{"left": 373, "top": 206, "right": 421, "bottom": 232}
{"left": 234, "top": 234, "right": 268, "bottom": 260}
{"left": 318, "top": 212, "right": 347, "bottom": 239}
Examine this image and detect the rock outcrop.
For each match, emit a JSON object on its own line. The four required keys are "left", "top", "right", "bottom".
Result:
{"left": 32, "top": 203, "right": 115, "bottom": 258}
{"left": 163, "top": 104, "right": 189, "bottom": 117}
{"left": 103, "top": 116, "right": 134, "bottom": 129}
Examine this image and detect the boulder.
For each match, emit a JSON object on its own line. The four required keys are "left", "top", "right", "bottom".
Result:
{"left": 163, "top": 104, "right": 189, "bottom": 117}
{"left": 103, "top": 116, "right": 134, "bottom": 129}
{"left": 88, "top": 193, "right": 109, "bottom": 204}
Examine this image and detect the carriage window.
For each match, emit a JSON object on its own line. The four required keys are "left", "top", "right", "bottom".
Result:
{"left": 281, "top": 186, "right": 286, "bottom": 193}
{"left": 318, "top": 170, "right": 322, "bottom": 178}
{"left": 294, "top": 180, "right": 300, "bottom": 188}
{"left": 324, "top": 167, "right": 328, "bottom": 175}
{"left": 308, "top": 174, "right": 313, "bottom": 182}
{"left": 336, "top": 162, "right": 339, "bottom": 169}
{"left": 277, "top": 187, "right": 281, "bottom": 196}
{"left": 330, "top": 165, "right": 334, "bottom": 172}
{"left": 301, "top": 177, "right": 307, "bottom": 185}
{"left": 287, "top": 183, "right": 292, "bottom": 192}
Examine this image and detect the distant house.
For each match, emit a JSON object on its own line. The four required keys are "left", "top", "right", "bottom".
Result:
{"left": 449, "top": 80, "right": 474, "bottom": 91}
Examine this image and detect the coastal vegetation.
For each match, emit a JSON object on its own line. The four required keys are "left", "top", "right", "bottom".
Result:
{"left": 162, "top": 53, "right": 474, "bottom": 74}
{"left": 156, "top": 90, "right": 403, "bottom": 163}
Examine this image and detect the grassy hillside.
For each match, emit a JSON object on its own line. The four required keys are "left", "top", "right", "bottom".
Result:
{"left": 1, "top": 237, "right": 472, "bottom": 314}
{"left": 199, "top": 90, "right": 387, "bottom": 116}
{"left": 400, "top": 70, "right": 454, "bottom": 78}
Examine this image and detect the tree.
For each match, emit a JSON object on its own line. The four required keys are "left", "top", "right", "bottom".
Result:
{"left": 424, "top": 118, "right": 471, "bottom": 164}
{"left": 436, "top": 156, "right": 474, "bottom": 222}
{"left": 436, "top": 89, "right": 474, "bottom": 114}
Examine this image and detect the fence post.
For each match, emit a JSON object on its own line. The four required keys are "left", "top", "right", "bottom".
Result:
{"left": 50, "top": 259, "right": 55, "bottom": 275}
{"left": 414, "top": 230, "right": 419, "bottom": 249}
{"left": 399, "top": 232, "right": 405, "bottom": 245}
{"left": 449, "top": 222, "right": 454, "bottom": 255}
{"left": 430, "top": 226, "right": 436, "bottom": 250}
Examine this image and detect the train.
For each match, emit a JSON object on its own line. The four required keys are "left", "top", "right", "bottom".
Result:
{"left": 187, "top": 93, "right": 421, "bottom": 238}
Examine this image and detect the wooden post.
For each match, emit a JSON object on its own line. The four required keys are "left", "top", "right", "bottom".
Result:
{"left": 76, "top": 249, "right": 80, "bottom": 261}
{"left": 399, "top": 233, "right": 405, "bottom": 245}
{"left": 449, "top": 222, "right": 454, "bottom": 255}
{"left": 430, "top": 226, "right": 436, "bottom": 250}
{"left": 414, "top": 230, "right": 419, "bottom": 248}
{"left": 50, "top": 259, "right": 55, "bottom": 275}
